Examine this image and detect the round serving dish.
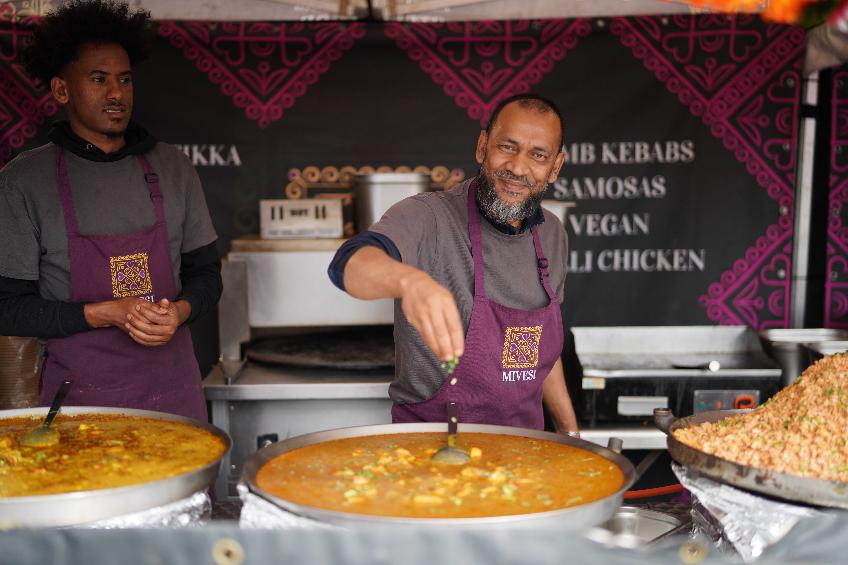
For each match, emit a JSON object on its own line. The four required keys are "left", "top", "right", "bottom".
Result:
{"left": 658, "top": 409, "right": 848, "bottom": 509}
{"left": 242, "top": 422, "right": 636, "bottom": 530}
{"left": 0, "top": 406, "right": 231, "bottom": 527}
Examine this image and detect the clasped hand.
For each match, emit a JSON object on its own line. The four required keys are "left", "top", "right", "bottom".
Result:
{"left": 121, "top": 298, "right": 180, "bottom": 347}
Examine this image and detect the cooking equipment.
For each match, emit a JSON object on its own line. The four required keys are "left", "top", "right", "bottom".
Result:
{"left": 0, "top": 406, "right": 231, "bottom": 527}
{"left": 259, "top": 198, "right": 343, "bottom": 239}
{"left": 587, "top": 506, "right": 687, "bottom": 547}
{"left": 223, "top": 237, "right": 393, "bottom": 329}
{"left": 242, "top": 422, "right": 636, "bottom": 530}
{"left": 654, "top": 408, "right": 848, "bottom": 509}
{"left": 353, "top": 173, "right": 430, "bottom": 232}
{"left": 431, "top": 402, "right": 470, "bottom": 465}
{"left": 575, "top": 326, "right": 781, "bottom": 426}
{"left": 246, "top": 327, "right": 395, "bottom": 370}
{"left": 19, "top": 379, "right": 71, "bottom": 447}
{"left": 803, "top": 340, "right": 848, "bottom": 365}
{"left": 759, "top": 328, "right": 848, "bottom": 385}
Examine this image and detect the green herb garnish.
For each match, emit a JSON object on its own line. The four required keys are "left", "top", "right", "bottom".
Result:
{"left": 441, "top": 355, "right": 460, "bottom": 374}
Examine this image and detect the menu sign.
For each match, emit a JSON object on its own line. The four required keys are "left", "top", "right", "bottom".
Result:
{"left": 557, "top": 139, "right": 702, "bottom": 275}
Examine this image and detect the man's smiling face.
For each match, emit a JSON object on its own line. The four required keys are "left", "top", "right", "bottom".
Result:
{"left": 475, "top": 102, "right": 565, "bottom": 227}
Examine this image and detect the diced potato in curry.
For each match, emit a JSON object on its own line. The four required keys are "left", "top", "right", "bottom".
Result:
{"left": 256, "top": 432, "right": 624, "bottom": 518}
{"left": 0, "top": 414, "right": 226, "bottom": 497}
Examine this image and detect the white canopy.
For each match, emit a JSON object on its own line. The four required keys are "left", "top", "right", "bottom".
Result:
{"left": 8, "top": 0, "right": 749, "bottom": 20}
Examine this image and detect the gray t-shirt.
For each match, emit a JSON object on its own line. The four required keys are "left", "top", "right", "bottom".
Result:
{"left": 370, "top": 179, "right": 568, "bottom": 404}
{"left": 0, "top": 142, "right": 217, "bottom": 301}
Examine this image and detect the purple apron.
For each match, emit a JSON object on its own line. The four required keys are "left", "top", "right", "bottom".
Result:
{"left": 392, "top": 180, "right": 564, "bottom": 429}
{"left": 39, "top": 147, "right": 207, "bottom": 421}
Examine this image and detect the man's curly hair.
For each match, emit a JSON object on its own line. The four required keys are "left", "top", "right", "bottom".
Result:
{"left": 22, "top": 0, "right": 151, "bottom": 85}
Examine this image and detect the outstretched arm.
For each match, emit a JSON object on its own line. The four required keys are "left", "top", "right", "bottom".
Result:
{"left": 345, "top": 245, "right": 464, "bottom": 362}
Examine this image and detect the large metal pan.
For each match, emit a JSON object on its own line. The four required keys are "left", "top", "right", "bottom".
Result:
{"left": 0, "top": 406, "right": 231, "bottom": 527}
{"left": 242, "top": 423, "right": 636, "bottom": 530}
{"left": 655, "top": 408, "right": 848, "bottom": 509}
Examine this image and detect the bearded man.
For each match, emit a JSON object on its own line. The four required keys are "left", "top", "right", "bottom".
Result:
{"left": 328, "top": 94, "right": 578, "bottom": 434}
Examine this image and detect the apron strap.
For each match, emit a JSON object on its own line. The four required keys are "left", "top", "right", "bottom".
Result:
{"left": 467, "top": 179, "right": 558, "bottom": 303}
{"left": 466, "top": 180, "right": 487, "bottom": 299}
{"left": 55, "top": 147, "right": 81, "bottom": 237}
{"left": 135, "top": 154, "right": 167, "bottom": 225}
{"left": 55, "top": 149, "right": 166, "bottom": 235}
{"left": 530, "top": 226, "right": 559, "bottom": 302}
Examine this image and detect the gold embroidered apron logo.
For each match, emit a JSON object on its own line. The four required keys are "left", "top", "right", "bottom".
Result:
{"left": 502, "top": 326, "right": 543, "bottom": 369}
{"left": 110, "top": 252, "right": 153, "bottom": 298}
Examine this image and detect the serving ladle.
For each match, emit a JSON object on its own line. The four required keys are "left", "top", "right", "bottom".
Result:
{"left": 19, "top": 379, "right": 72, "bottom": 448}
{"left": 431, "top": 401, "right": 470, "bottom": 465}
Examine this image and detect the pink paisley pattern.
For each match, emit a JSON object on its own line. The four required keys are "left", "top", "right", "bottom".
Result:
{"left": 825, "top": 69, "right": 848, "bottom": 327}
{"left": 0, "top": 6, "right": 57, "bottom": 167}
{"left": 158, "top": 21, "right": 366, "bottom": 128}
{"left": 384, "top": 20, "right": 593, "bottom": 124}
{"left": 612, "top": 15, "right": 802, "bottom": 329}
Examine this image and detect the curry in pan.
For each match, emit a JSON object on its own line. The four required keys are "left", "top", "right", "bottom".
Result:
{"left": 674, "top": 353, "right": 848, "bottom": 482}
{"left": 0, "top": 414, "right": 227, "bottom": 497}
{"left": 256, "top": 432, "right": 625, "bottom": 518}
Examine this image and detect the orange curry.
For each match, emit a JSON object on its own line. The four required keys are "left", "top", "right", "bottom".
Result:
{"left": 0, "top": 414, "right": 227, "bottom": 497}
{"left": 256, "top": 432, "right": 624, "bottom": 518}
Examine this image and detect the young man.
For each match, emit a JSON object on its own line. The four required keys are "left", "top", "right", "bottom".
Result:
{"left": 329, "top": 94, "right": 578, "bottom": 434}
{"left": 0, "top": 0, "right": 221, "bottom": 421}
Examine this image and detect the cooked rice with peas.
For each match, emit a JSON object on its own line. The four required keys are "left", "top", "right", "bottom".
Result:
{"left": 673, "top": 353, "right": 848, "bottom": 481}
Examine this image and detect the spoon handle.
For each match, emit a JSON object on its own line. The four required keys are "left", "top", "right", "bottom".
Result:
{"left": 43, "top": 379, "right": 72, "bottom": 428}
{"left": 447, "top": 401, "right": 459, "bottom": 446}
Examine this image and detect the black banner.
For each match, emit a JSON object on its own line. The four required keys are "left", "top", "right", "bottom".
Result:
{"left": 0, "top": 11, "right": 804, "bottom": 332}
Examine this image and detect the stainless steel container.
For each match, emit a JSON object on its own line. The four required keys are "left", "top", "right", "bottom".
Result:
{"left": 803, "top": 340, "right": 848, "bottom": 364}
{"left": 223, "top": 238, "right": 394, "bottom": 330}
{"left": 587, "top": 506, "right": 686, "bottom": 547}
{"left": 759, "top": 328, "right": 848, "bottom": 385}
{"left": 0, "top": 406, "right": 231, "bottom": 527}
{"left": 353, "top": 173, "right": 430, "bottom": 232}
{"left": 242, "top": 422, "right": 636, "bottom": 531}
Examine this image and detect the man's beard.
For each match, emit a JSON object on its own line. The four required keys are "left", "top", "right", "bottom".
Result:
{"left": 475, "top": 164, "right": 547, "bottom": 225}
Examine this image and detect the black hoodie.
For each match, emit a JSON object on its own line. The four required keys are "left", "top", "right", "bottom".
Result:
{"left": 48, "top": 120, "right": 158, "bottom": 162}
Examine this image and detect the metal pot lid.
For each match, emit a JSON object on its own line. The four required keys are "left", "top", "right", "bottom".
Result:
{"left": 666, "top": 410, "right": 848, "bottom": 509}
{"left": 242, "top": 423, "right": 636, "bottom": 528}
{"left": 0, "top": 406, "right": 231, "bottom": 527}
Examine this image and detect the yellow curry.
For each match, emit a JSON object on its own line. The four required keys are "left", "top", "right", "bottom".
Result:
{"left": 256, "top": 432, "right": 624, "bottom": 518}
{"left": 0, "top": 414, "right": 227, "bottom": 497}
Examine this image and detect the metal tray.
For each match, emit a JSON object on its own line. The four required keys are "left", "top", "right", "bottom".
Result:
{"left": 587, "top": 506, "right": 687, "bottom": 547}
{"left": 0, "top": 406, "right": 231, "bottom": 527}
{"left": 656, "top": 409, "right": 848, "bottom": 509}
{"left": 242, "top": 423, "right": 636, "bottom": 530}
